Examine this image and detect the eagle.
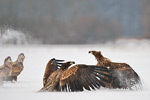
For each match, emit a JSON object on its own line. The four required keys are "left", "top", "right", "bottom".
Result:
{"left": 6, "top": 53, "right": 25, "bottom": 82}
{"left": 0, "top": 56, "right": 12, "bottom": 85}
{"left": 89, "top": 50, "right": 142, "bottom": 89}
{"left": 40, "top": 60, "right": 111, "bottom": 92}
{"left": 43, "top": 58, "right": 64, "bottom": 86}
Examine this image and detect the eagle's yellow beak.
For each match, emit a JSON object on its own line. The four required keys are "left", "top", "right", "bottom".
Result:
{"left": 70, "top": 61, "right": 75, "bottom": 65}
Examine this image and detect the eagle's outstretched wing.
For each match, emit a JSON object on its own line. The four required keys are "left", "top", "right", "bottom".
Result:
{"left": 60, "top": 65, "right": 111, "bottom": 92}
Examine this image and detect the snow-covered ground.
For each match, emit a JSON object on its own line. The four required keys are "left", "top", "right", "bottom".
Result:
{"left": 0, "top": 42, "right": 150, "bottom": 100}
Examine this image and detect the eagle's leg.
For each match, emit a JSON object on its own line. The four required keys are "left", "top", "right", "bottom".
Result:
{"left": 13, "top": 76, "right": 17, "bottom": 82}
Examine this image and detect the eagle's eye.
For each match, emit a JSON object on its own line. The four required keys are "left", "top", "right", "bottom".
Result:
{"left": 89, "top": 51, "right": 93, "bottom": 54}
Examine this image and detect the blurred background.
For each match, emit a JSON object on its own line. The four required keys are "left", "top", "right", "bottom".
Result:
{"left": 0, "top": 0, "right": 150, "bottom": 44}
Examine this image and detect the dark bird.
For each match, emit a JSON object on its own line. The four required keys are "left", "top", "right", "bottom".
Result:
{"left": 6, "top": 53, "right": 25, "bottom": 82}
{"left": 40, "top": 61, "right": 111, "bottom": 92}
{"left": 89, "top": 50, "right": 142, "bottom": 90}
{"left": 43, "top": 58, "right": 64, "bottom": 86}
{"left": 0, "top": 56, "right": 12, "bottom": 85}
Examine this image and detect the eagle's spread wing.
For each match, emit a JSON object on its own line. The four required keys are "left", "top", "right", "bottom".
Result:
{"left": 60, "top": 65, "right": 111, "bottom": 92}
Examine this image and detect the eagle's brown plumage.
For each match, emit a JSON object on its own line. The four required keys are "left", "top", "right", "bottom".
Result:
{"left": 40, "top": 61, "right": 111, "bottom": 92}
{"left": 89, "top": 50, "right": 142, "bottom": 89}
{"left": 6, "top": 53, "right": 25, "bottom": 82}
{"left": 0, "top": 56, "right": 12, "bottom": 85}
{"left": 43, "top": 58, "right": 64, "bottom": 86}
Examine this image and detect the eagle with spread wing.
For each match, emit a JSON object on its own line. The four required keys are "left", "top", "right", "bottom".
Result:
{"left": 0, "top": 56, "right": 12, "bottom": 85}
{"left": 89, "top": 50, "right": 142, "bottom": 89}
{"left": 40, "top": 60, "right": 111, "bottom": 92}
{"left": 6, "top": 53, "right": 25, "bottom": 82}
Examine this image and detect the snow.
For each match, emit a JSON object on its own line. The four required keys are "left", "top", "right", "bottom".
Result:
{"left": 0, "top": 43, "right": 150, "bottom": 100}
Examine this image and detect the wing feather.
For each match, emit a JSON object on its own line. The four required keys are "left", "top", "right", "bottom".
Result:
{"left": 92, "top": 72, "right": 111, "bottom": 83}
{"left": 94, "top": 70, "right": 111, "bottom": 77}
{"left": 91, "top": 73, "right": 105, "bottom": 87}
{"left": 81, "top": 73, "right": 91, "bottom": 91}
{"left": 88, "top": 76, "right": 100, "bottom": 89}
{"left": 84, "top": 75, "right": 95, "bottom": 90}
{"left": 60, "top": 65, "right": 111, "bottom": 91}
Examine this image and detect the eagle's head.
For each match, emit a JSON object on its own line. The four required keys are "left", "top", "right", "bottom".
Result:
{"left": 89, "top": 50, "right": 111, "bottom": 63}
{"left": 89, "top": 50, "right": 102, "bottom": 57}
{"left": 17, "top": 53, "right": 25, "bottom": 63}
{"left": 60, "top": 61, "right": 75, "bottom": 70}
{"left": 4, "top": 56, "right": 12, "bottom": 66}
{"left": 89, "top": 50, "right": 105, "bottom": 61}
